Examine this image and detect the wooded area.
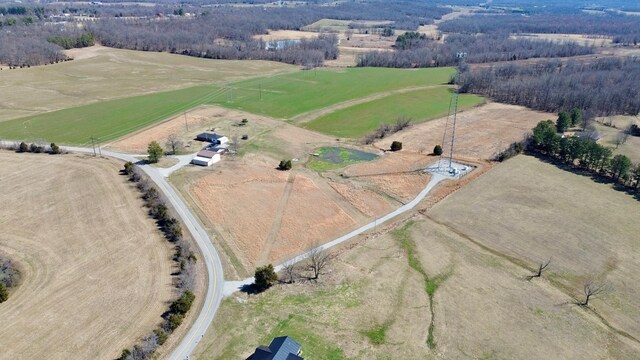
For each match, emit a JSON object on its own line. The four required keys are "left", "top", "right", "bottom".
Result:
{"left": 0, "top": 1, "right": 448, "bottom": 67}
{"left": 458, "top": 57, "right": 640, "bottom": 117}
{"left": 438, "top": 13, "right": 640, "bottom": 45}
{"left": 357, "top": 32, "right": 593, "bottom": 68}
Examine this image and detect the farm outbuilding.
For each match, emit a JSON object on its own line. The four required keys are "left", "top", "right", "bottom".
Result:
{"left": 192, "top": 150, "right": 221, "bottom": 167}
{"left": 196, "top": 132, "right": 229, "bottom": 145}
{"left": 247, "top": 336, "right": 303, "bottom": 360}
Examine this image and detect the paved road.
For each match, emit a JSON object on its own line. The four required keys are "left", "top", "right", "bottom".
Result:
{"left": 223, "top": 169, "right": 455, "bottom": 295}
{"left": 65, "top": 147, "right": 222, "bottom": 360}
{"left": 57, "top": 145, "right": 463, "bottom": 359}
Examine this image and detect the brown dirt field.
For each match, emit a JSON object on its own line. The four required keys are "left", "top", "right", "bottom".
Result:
{"left": 180, "top": 150, "right": 363, "bottom": 271}
{"left": 253, "top": 30, "right": 319, "bottom": 41}
{"left": 0, "top": 152, "right": 174, "bottom": 360}
{"left": 270, "top": 175, "right": 357, "bottom": 262}
{"left": 429, "top": 155, "right": 640, "bottom": 346}
{"left": 362, "top": 172, "right": 431, "bottom": 203}
{"left": 376, "top": 102, "right": 554, "bottom": 160}
{"left": 328, "top": 180, "right": 393, "bottom": 217}
{"left": 188, "top": 154, "right": 290, "bottom": 269}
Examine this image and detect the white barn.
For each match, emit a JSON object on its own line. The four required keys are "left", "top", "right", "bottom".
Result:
{"left": 192, "top": 150, "right": 221, "bottom": 167}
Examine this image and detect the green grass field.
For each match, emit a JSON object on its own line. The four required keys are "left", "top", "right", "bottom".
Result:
{"left": 304, "top": 87, "right": 485, "bottom": 138}
{"left": 207, "top": 67, "right": 456, "bottom": 119}
{"left": 0, "top": 67, "right": 457, "bottom": 144}
{"left": 0, "top": 85, "right": 221, "bottom": 145}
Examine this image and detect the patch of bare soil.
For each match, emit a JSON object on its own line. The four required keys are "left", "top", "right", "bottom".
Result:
{"left": 376, "top": 103, "right": 553, "bottom": 160}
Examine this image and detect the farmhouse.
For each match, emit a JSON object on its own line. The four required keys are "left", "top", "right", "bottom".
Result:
{"left": 192, "top": 150, "right": 221, "bottom": 167}
{"left": 196, "top": 132, "right": 229, "bottom": 145}
{"left": 246, "top": 336, "right": 303, "bottom": 360}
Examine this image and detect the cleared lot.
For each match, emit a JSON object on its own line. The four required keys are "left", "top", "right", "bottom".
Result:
{"left": 0, "top": 152, "right": 173, "bottom": 359}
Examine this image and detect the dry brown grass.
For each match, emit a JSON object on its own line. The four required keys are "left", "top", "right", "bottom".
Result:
{"left": 430, "top": 155, "right": 640, "bottom": 345}
{"left": 253, "top": 30, "right": 319, "bottom": 42}
{"left": 376, "top": 102, "right": 553, "bottom": 160}
{"left": 193, "top": 192, "right": 639, "bottom": 358}
{"left": 0, "top": 45, "right": 295, "bottom": 122}
{"left": 0, "top": 151, "right": 174, "bottom": 359}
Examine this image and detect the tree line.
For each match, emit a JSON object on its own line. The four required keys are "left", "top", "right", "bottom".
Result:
{"left": 0, "top": 0, "right": 448, "bottom": 67}
{"left": 357, "top": 32, "right": 593, "bottom": 68}
{"left": 529, "top": 119, "right": 640, "bottom": 194}
{"left": 118, "top": 162, "right": 198, "bottom": 360}
{"left": 458, "top": 57, "right": 640, "bottom": 117}
{"left": 438, "top": 13, "right": 640, "bottom": 45}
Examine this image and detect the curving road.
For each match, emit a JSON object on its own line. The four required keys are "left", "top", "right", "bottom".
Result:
{"left": 60, "top": 146, "right": 465, "bottom": 359}
{"left": 65, "top": 146, "right": 223, "bottom": 360}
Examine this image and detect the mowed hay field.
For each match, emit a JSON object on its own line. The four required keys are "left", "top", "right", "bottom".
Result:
{"left": 0, "top": 85, "right": 222, "bottom": 145}
{"left": 304, "top": 87, "right": 484, "bottom": 138}
{"left": 429, "top": 155, "right": 640, "bottom": 348}
{"left": 207, "top": 67, "right": 456, "bottom": 119}
{"left": 0, "top": 66, "right": 456, "bottom": 145}
{"left": 0, "top": 45, "right": 295, "bottom": 122}
{"left": 0, "top": 152, "right": 174, "bottom": 359}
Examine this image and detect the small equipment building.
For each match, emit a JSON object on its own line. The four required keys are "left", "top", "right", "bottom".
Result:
{"left": 191, "top": 150, "right": 221, "bottom": 167}
{"left": 196, "top": 132, "right": 229, "bottom": 145}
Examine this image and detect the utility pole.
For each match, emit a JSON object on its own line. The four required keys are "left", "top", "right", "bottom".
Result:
{"left": 90, "top": 136, "right": 97, "bottom": 156}
{"left": 184, "top": 112, "right": 189, "bottom": 131}
{"left": 97, "top": 137, "right": 102, "bottom": 157}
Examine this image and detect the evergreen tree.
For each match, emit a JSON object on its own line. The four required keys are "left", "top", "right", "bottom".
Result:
{"left": 147, "top": 141, "right": 163, "bottom": 163}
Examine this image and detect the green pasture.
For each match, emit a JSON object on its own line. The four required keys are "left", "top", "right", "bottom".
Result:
{"left": 0, "top": 85, "right": 220, "bottom": 145}
{"left": 207, "top": 67, "right": 456, "bottom": 119}
{"left": 307, "top": 146, "right": 378, "bottom": 172}
{"left": 304, "top": 87, "right": 485, "bottom": 138}
{"left": 0, "top": 67, "right": 458, "bottom": 145}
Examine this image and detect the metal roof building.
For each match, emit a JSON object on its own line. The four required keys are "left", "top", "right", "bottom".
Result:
{"left": 246, "top": 336, "right": 303, "bottom": 360}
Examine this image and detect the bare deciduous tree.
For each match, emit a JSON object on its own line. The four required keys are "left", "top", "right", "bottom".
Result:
{"left": 578, "top": 279, "right": 609, "bottom": 306}
{"left": 282, "top": 259, "right": 298, "bottom": 284}
{"left": 165, "top": 133, "right": 183, "bottom": 155}
{"left": 526, "top": 258, "right": 551, "bottom": 280}
{"left": 306, "top": 247, "right": 332, "bottom": 280}
{"left": 615, "top": 131, "right": 629, "bottom": 148}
